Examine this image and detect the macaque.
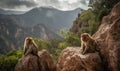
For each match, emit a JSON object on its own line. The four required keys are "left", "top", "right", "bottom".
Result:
{"left": 23, "top": 37, "right": 38, "bottom": 56}
{"left": 80, "top": 33, "right": 99, "bottom": 55}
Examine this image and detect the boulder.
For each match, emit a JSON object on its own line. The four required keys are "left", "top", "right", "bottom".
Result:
{"left": 57, "top": 47, "right": 104, "bottom": 71}
{"left": 38, "top": 50, "right": 56, "bottom": 71}
{"left": 93, "top": 2, "right": 120, "bottom": 71}
{"left": 15, "top": 49, "right": 55, "bottom": 71}
{"left": 15, "top": 54, "right": 41, "bottom": 71}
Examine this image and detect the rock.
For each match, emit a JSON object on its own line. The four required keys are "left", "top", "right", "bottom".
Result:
{"left": 57, "top": 47, "right": 104, "bottom": 71}
{"left": 70, "top": 19, "right": 82, "bottom": 34}
{"left": 93, "top": 2, "right": 120, "bottom": 71}
{"left": 15, "top": 49, "right": 55, "bottom": 71}
{"left": 70, "top": 17, "right": 89, "bottom": 34}
{"left": 38, "top": 50, "right": 56, "bottom": 71}
{"left": 15, "top": 54, "right": 41, "bottom": 71}
{"left": 58, "top": 2, "right": 120, "bottom": 71}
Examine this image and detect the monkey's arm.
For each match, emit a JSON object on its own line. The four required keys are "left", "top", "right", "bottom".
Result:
{"left": 33, "top": 46, "right": 38, "bottom": 55}
{"left": 82, "top": 45, "right": 89, "bottom": 55}
{"left": 23, "top": 46, "right": 27, "bottom": 55}
{"left": 80, "top": 43, "right": 85, "bottom": 53}
{"left": 24, "top": 45, "right": 33, "bottom": 56}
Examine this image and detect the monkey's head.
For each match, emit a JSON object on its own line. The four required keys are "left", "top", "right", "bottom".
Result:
{"left": 24, "top": 37, "right": 33, "bottom": 47}
{"left": 81, "top": 33, "right": 91, "bottom": 42}
{"left": 24, "top": 37, "right": 38, "bottom": 49}
{"left": 26, "top": 37, "right": 33, "bottom": 44}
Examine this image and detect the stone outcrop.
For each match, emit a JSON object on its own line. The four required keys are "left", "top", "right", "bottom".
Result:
{"left": 70, "top": 18, "right": 82, "bottom": 34}
{"left": 93, "top": 2, "right": 120, "bottom": 71}
{"left": 70, "top": 17, "right": 89, "bottom": 34}
{"left": 15, "top": 50, "right": 55, "bottom": 71}
{"left": 15, "top": 54, "right": 41, "bottom": 71}
{"left": 57, "top": 47, "right": 104, "bottom": 71}
{"left": 57, "top": 2, "right": 120, "bottom": 71}
{"left": 38, "top": 50, "right": 56, "bottom": 71}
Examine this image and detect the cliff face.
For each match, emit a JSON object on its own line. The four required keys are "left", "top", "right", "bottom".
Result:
{"left": 70, "top": 18, "right": 82, "bottom": 34}
{"left": 93, "top": 2, "right": 120, "bottom": 71}
{"left": 70, "top": 16, "right": 89, "bottom": 34}
{"left": 57, "top": 2, "right": 120, "bottom": 71}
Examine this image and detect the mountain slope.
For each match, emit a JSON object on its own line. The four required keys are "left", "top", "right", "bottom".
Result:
{"left": 0, "top": 17, "right": 60, "bottom": 54}
{"left": 0, "top": 7, "right": 82, "bottom": 33}
{"left": 0, "top": 7, "right": 82, "bottom": 54}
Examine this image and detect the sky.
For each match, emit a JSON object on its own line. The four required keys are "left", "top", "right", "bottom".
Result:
{"left": 0, "top": 0, "right": 89, "bottom": 11}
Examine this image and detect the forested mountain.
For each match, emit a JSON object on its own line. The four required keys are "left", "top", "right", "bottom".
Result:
{"left": 0, "top": 17, "right": 60, "bottom": 54}
{"left": 0, "top": 7, "right": 82, "bottom": 33}
{"left": 0, "top": 7, "right": 82, "bottom": 54}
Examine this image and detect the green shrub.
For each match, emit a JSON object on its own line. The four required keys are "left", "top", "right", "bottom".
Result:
{"left": 0, "top": 50, "right": 22, "bottom": 71}
{"left": 59, "top": 30, "right": 81, "bottom": 48}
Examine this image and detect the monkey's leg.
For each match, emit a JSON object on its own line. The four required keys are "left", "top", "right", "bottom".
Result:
{"left": 81, "top": 43, "right": 85, "bottom": 51}
{"left": 23, "top": 47, "right": 27, "bottom": 55}
{"left": 80, "top": 47, "right": 84, "bottom": 53}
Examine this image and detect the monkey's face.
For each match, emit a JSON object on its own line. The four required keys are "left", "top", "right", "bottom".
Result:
{"left": 81, "top": 33, "right": 89, "bottom": 42}
{"left": 25, "top": 38, "right": 32, "bottom": 45}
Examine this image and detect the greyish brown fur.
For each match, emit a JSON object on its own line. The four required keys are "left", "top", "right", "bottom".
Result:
{"left": 80, "top": 33, "right": 99, "bottom": 55}
{"left": 23, "top": 37, "right": 38, "bottom": 56}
